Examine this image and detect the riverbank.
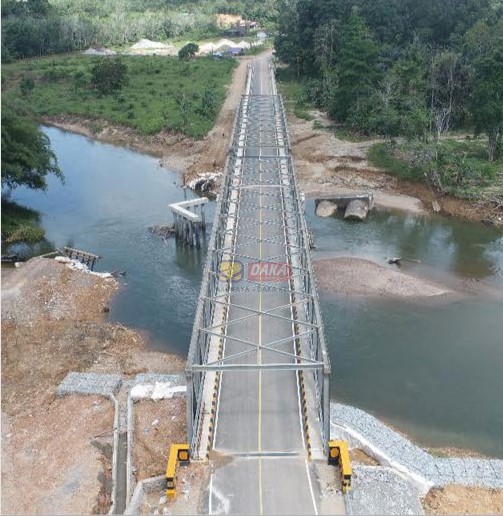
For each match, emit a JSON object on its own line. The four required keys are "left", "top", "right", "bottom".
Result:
{"left": 1, "top": 198, "right": 45, "bottom": 245}
{"left": 331, "top": 403, "right": 503, "bottom": 513}
{"left": 287, "top": 111, "right": 503, "bottom": 224}
{"left": 1, "top": 257, "right": 185, "bottom": 513}
{"left": 6, "top": 49, "right": 498, "bottom": 226}
{"left": 41, "top": 55, "right": 252, "bottom": 188}
{"left": 2, "top": 54, "right": 237, "bottom": 139}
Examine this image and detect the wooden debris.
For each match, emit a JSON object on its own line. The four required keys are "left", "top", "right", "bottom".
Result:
{"left": 149, "top": 225, "right": 175, "bottom": 238}
{"left": 63, "top": 246, "right": 100, "bottom": 270}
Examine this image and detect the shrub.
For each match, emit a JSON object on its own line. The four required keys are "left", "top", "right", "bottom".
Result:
{"left": 73, "top": 70, "right": 87, "bottom": 91}
{"left": 91, "top": 59, "right": 128, "bottom": 95}
{"left": 90, "top": 122, "right": 103, "bottom": 134}
{"left": 178, "top": 43, "right": 199, "bottom": 60}
{"left": 19, "top": 76, "right": 35, "bottom": 95}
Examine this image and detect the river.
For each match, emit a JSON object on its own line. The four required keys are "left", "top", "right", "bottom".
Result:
{"left": 308, "top": 206, "right": 503, "bottom": 457}
{"left": 6, "top": 126, "right": 503, "bottom": 458}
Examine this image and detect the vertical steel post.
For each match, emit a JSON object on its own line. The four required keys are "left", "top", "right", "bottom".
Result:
{"left": 323, "top": 368, "right": 330, "bottom": 450}
{"left": 186, "top": 369, "right": 193, "bottom": 450}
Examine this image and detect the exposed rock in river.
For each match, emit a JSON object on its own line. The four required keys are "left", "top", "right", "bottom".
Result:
{"left": 344, "top": 199, "right": 369, "bottom": 220}
{"left": 316, "top": 200, "right": 338, "bottom": 217}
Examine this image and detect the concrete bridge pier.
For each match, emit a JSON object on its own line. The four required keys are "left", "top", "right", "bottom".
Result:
{"left": 169, "top": 198, "right": 208, "bottom": 247}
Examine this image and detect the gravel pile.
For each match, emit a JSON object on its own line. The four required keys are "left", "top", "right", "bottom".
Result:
{"left": 331, "top": 403, "right": 503, "bottom": 489}
{"left": 349, "top": 466, "right": 424, "bottom": 515}
{"left": 57, "top": 372, "right": 122, "bottom": 396}
{"left": 127, "top": 39, "right": 176, "bottom": 56}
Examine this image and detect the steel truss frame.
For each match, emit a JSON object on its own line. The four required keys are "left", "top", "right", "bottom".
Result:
{"left": 186, "top": 63, "right": 331, "bottom": 455}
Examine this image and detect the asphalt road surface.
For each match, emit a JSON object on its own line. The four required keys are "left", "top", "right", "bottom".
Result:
{"left": 208, "top": 56, "right": 322, "bottom": 515}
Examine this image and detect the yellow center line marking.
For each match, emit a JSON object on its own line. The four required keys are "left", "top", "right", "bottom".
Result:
{"left": 258, "top": 108, "right": 264, "bottom": 515}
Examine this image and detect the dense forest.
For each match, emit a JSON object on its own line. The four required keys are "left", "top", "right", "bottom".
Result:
{"left": 275, "top": 0, "right": 503, "bottom": 158}
{"left": 1, "top": 0, "right": 277, "bottom": 60}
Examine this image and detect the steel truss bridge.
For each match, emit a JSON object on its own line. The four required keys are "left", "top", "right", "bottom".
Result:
{"left": 185, "top": 56, "right": 331, "bottom": 513}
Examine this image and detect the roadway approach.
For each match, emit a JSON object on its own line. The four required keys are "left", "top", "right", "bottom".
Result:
{"left": 186, "top": 55, "right": 335, "bottom": 514}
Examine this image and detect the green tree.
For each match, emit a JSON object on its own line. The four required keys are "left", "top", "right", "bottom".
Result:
{"left": 274, "top": 0, "right": 323, "bottom": 76}
{"left": 471, "top": 38, "right": 503, "bottom": 161}
{"left": 91, "top": 58, "right": 128, "bottom": 95}
{"left": 331, "top": 11, "right": 381, "bottom": 121}
{"left": 1, "top": 106, "right": 62, "bottom": 190}
{"left": 1, "top": 0, "right": 51, "bottom": 17}
{"left": 178, "top": 42, "right": 199, "bottom": 60}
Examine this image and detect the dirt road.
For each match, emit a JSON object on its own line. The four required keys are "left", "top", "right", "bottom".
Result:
{"left": 423, "top": 485, "right": 503, "bottom": 514}
{"left": 2, "top": 395, "right": 114, "bottom": 514}
{"left": 181, "top": 56, "right": 253, "bottom": 184}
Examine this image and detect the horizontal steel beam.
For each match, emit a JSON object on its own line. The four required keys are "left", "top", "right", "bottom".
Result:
{"left": 228, "top": 155, "right": 292, "bottom": 160}
{"left": 191, "top": 362, "right": 324, "bottom": 372}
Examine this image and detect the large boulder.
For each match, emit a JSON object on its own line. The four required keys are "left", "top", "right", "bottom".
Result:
{"left": 344, "top": 199, "right": 369, "bottom": 221}
{"left": 316, "top": 200, "right": 338, "bottom": 217}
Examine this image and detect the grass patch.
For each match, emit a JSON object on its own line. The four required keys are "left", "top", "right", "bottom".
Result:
{"left": 1, "top": 199, "right": 45, "bottom": 244}
{"left": 368, "top": 143, "right": 414, "bottom": 180}
{"left": 275, "top": 66, "right": 314, "bottom": 120}
{"left": 2, "top": 54, "right": 237, "bottom": 138}
{"left": 334, "top": 126, "right": 372, "bottom": 142}
{"left": 369, "top": 139, "right": 503, "bottom": 200}
{"left": 293, "top": 105, "right": 314, "bottom": 121}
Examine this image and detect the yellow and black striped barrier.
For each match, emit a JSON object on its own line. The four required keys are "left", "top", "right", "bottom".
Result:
{"left": 166, "top": 443, "right": 190, "bottom": 500}
{"left": 328, "top": 440, "right": 352, "bottom": 494}
{"left": 206, "top": 370, "right": 220, "bottom": 460}
{"left": 206, "top": 328, "right": 225, "bottom": 461}
{"left": 297, "top": 368, "right": 312, "bottom": 459}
